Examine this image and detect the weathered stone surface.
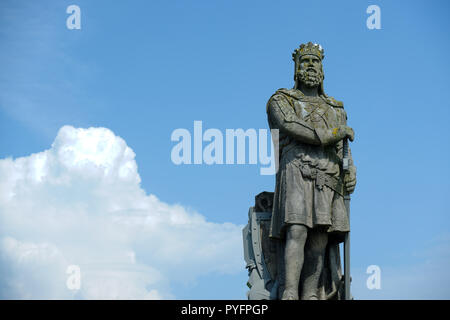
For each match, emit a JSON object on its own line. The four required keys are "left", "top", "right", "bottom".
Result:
{"left": 244, "top": 43, "right": 357, "bottom": 300}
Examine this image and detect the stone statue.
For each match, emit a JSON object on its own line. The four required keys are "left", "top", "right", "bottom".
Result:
{"left": 243, "top": 42, "right": 356, "bottom": 300}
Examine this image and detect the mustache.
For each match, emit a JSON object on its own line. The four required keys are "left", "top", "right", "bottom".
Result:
{"left": 298, "top": 69, "right": 323, "bottom": 87}
{"left": 300, "top": 69, "right": 323, "bottom": 78}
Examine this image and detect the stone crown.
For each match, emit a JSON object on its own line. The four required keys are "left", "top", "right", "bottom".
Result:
{"left": 292, "top": 42, "right": 325, "bottom": 61}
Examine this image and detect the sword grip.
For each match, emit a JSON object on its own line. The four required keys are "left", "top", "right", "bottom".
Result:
{"left": 343, "top": 138, "right": 349, "bottom": 171}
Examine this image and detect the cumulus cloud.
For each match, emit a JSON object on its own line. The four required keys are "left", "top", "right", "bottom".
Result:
{"left": 0, "top": 125, "right": 244, "bottom": 299}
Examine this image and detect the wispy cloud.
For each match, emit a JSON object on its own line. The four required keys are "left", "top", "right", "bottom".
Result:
{"left": 352, "top": 234, "right": 450, "bottom": 299}
{"left": 0, "top": 2, "right": 92, "bottom": 139}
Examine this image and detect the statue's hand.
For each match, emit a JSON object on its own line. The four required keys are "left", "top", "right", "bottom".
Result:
{"left": 331, "top": 125, "right": 354, "bottom": 143}
{"left": 344, "top": 166, "right": 357, "bottom": 194}
{"left": 343, "top": 126, "right": 354, "bottom": 142}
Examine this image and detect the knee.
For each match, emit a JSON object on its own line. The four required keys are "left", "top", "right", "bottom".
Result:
{"left": 287, "top": 224, "right": 308, "bottom": 242}
{"left": 306, "top": 244, "right": 326, "bottom": 257}
{"left": 306, "top": 233, "right": 328, "bottom": 256}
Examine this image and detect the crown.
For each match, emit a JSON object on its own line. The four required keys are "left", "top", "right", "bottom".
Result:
{"left": 292, "top": 42, "right": 325, "bottom": 61}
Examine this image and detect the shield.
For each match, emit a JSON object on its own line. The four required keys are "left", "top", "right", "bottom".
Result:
{"left": 243, "top": 192, "right": 279, "bottom": 300}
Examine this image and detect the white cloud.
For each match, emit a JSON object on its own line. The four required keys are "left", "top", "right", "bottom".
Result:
{"left": 0, "top": 125, "right": 244, "bottom": 299}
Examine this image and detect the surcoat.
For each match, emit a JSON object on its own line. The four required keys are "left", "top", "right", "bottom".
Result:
{"left": 267, "top": 88, "right": 353, "bottom": 241}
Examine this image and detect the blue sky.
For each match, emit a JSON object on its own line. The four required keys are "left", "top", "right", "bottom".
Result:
{"left": 0, "top": 0, "right": 449, "bottom": 299}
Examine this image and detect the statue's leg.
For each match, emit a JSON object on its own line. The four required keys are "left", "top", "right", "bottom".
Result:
{"left": 300, "top": 228, "right": 328, "bottom": 300}
{"left": 281, "top": 224, "right": 308, "bottom": 300}
{"left": 276, "top": 240, "right": 285, "bottom": 299}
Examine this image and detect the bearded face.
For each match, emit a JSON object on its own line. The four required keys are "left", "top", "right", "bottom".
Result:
{"left": 297, "top": 55, "right": 324, "bottom": 88}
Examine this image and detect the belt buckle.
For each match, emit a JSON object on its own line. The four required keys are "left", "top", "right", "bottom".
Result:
{"left": 300, "top": 164, "right": 315, "bottom": 180}
{"left": 315, "top": 171, "right": 325, "bottom": 190}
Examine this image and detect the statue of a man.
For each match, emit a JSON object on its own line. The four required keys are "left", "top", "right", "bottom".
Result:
{"left": 266, "top": 42, "right": 357, "bottom": 300}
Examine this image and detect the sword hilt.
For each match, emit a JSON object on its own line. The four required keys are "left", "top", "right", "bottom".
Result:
{"left": 343, "top": 138, "right": 349, "bottom": 171}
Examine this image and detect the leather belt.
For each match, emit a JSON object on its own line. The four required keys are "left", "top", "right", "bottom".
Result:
{"left": 298, "top": 163, "right": 344, "bottom": 197}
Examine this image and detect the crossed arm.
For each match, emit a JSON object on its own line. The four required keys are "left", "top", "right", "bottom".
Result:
{"left": 267, "top": 93, "right": 357, "bottom": 193}
{"left": 267, "top": 94, "right": 353, "bottom": 146}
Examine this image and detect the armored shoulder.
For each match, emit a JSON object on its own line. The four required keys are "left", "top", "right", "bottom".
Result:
{"left": 269, "top": 88, "right": 294, "bottom": 102}
{"left": 322, "top": 95, "right": 344, "bottom": 108}
{"left": 266, "top": 89, "right": 294, "bottom": 113}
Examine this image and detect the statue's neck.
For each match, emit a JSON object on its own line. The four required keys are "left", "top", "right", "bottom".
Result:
{"left": 297, "top": 82, "right": 319, "bottom": 97}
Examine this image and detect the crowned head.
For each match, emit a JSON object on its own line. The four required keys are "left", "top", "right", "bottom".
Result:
{"left": 292, "top": 42, "right": 325, "bottom": 89}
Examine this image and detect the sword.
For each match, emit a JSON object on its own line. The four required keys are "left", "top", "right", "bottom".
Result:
{"left": 343, "top": 138, "right": 351, "bottom": 300}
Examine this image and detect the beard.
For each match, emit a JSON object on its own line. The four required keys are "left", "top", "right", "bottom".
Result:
{"left": 298, "top": 68, "right": 323, "bottom": 88}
